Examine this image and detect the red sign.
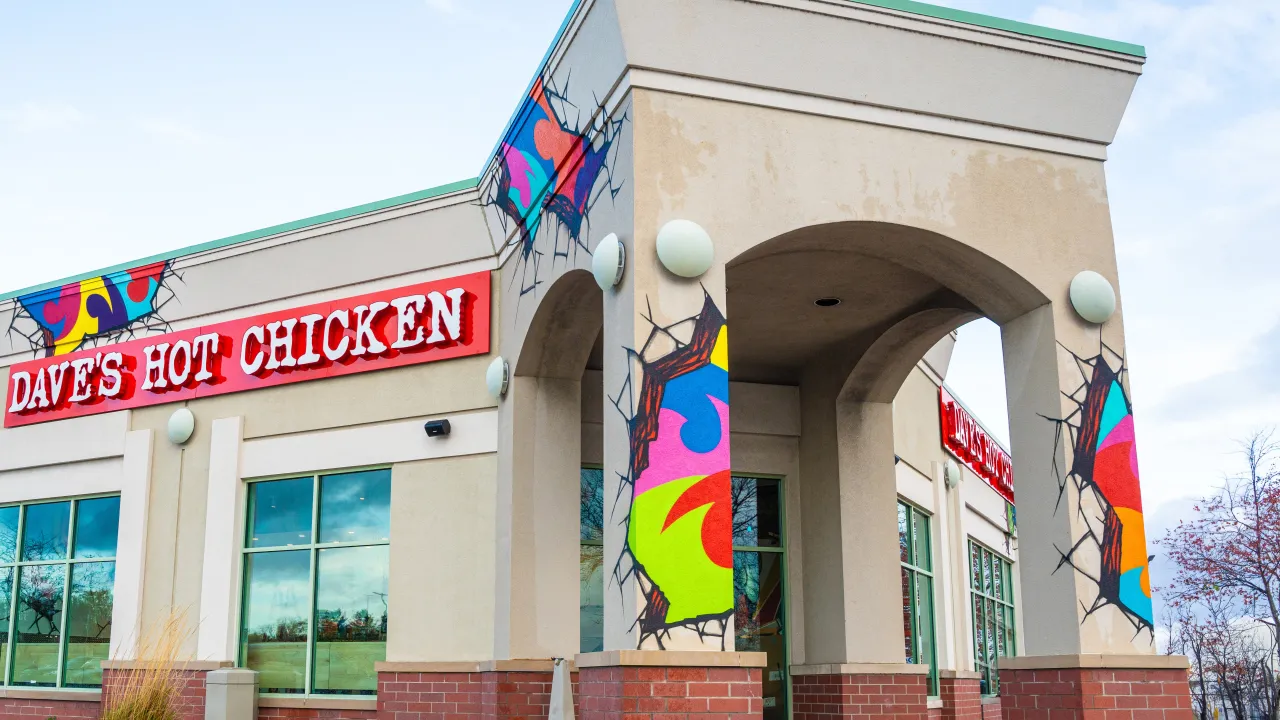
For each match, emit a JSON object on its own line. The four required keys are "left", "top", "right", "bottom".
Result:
{"left": 4, "top": 272, "right": 491, "bottom": 428}
{"left": 938, "top": 387, "right": 1014, "bottom": 503}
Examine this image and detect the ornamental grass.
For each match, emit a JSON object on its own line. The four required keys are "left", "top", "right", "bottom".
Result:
{"left": 101, "top": 610, "right": 193, "bottom": 720}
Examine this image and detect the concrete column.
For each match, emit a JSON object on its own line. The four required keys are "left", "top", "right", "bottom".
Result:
{"left": 795, "top": 364, "right": 906, "bottom": 667}
{"left": 1002, "top": 302, "right": 1156, "bottom": 657}
{"left": 196, "top": 416, "right": 244, "bottom": 663}
{"left": 599, "top": 240, "right": 733, "bottom": 652}
{"left": 494, "top": 376, "right": 583, "bottom": 660}
{"left": 109, "top": 428, "right": 154, "bottom": 660}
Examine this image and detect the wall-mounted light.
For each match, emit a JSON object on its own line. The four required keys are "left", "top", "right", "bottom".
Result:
{"left": 1069, "top": 270, "right": 1116, "bottom": 324}
{"left": 656, "top": 219, "right": 714, "bottom": 278}
{"left": 424, "top": 419, "right": 452, "bottom": 437}
{"left": 943, "top": 458, "right": 961, "bottom": 490}
{"left": 168, "top": 407, "right": 195, "bottom": 445}
{"left": 592, "top": 233, "right": 625, "bottom": 290}
{"left": 486, "top": 356, "right": 509, "bottom": 399}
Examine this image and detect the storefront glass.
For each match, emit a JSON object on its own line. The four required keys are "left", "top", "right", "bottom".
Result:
{"left": 732, "top": 476, "right": 787, "bottom": 720}
{"left": 969, "top": 540, "right": 1016, "bottom": 695}
{"left": 899, "top": 501, "right": 938, "bottom": 696}
{"left": 0, "top": 497, "right": 120, "bottom": 688}
{"left": 579, "top": 467, "right": 605, "bottom": 654}
{"left": 241, "top": 469, "right": 390, "bottom": 696}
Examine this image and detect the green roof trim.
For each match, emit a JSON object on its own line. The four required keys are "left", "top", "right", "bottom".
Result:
{"left": 847, "top": 0, "right": 1146, "bottom": 57}
{"left": 0, "top": 177, "right": 479, "bottom": 303}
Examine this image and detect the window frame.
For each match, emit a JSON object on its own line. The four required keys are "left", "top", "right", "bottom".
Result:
{"left": 239, "top": 465, "right": 391, "bottom": 697}
{"left": 729, "top": 473, "right": 790, "bottom": 720}
{"left": 0, "top": 493, "right": 120, "bottom": 690}
{"left": 968, "top": 539, "right": 1016, "bottom": 696}
{"left": 898, "top": 499, "right": 939, "bottom": 697}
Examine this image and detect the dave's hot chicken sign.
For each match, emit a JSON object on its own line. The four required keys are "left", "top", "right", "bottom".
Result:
{"left": 4, "top": 272, "right": 490, "bottom": 428}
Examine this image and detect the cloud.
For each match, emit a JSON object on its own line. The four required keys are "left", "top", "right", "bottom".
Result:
{"left": 1157, "top": 317, "right": 1280, "bottom": 422}
{"left": 423, "top": 0, "right": 457, "bottom": 13}
{"left": 4, "top": 102, "right": 87, "bottom": 132}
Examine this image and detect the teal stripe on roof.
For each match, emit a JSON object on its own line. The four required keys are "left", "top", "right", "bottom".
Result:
{"left": 846, "top": 0, "right": 1145, "bottom": 57}
{"left": 0, "top": 178, "right": 479, "bottom": 303}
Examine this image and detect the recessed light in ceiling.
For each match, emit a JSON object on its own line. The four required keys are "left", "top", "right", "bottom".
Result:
{"left": 814, "top": 297, "right": 841, "bottom": 307}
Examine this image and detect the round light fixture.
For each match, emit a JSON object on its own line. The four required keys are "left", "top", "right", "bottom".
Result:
{"left": 486, "top": 356, "right": 509, "bottom": 399}
{"left": 591, "top": 233, "right": 626, "bottom": 290}
{"left": 814, "top": 297, "right": 841, "bottom": 308}
{"left": 167, "top": 407, "right": 195, "bottom": 445}
{"left": 1069, "top": 270, "right": 1117, "bottom": 324}
{"left": 943, "top": 458, "right": 961, "bottom": 489}
{"left": 655, "top": 219, "right": 714, "bottom": 278}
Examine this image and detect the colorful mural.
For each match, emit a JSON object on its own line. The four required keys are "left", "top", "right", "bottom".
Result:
{"left": 1052, "top": 343, "right": 1154, "bottom": 636}
{"left": 8, "top": 261, "right": 175, "bottom": 357}
{"left": 610, "top": 294, "right": 733, "bottom": 649}
{"left": 482, "top": 74, "right": 624, "bottom": 298}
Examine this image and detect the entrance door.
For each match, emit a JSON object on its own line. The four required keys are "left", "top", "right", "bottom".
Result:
{"left": 731, "top": 475, "right": 788, "bottom": 719}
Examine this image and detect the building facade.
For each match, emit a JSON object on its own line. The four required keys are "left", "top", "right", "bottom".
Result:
{"left": 0, "top": 0, "right": 1190, "bottom": 718}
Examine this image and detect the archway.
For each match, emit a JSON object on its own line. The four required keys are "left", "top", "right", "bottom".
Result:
{"left": 494, "top": 268, "right": 603, "bottom": 661}
{"left": 723, "top": 220, "right": 1047, "bottom": 701}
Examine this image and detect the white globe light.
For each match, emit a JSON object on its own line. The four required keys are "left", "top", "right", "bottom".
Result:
{"left": 167, "top": 407, "right": 195, "bottom": 445}
{"left": 592, "top": 233, "right": 625, "bottom": 290}
{"left": 486, "top": 356, "right": 509, "bottom": 399}
{"left": 1069, "top": 270, "right": 1117, "bottom": 324}
{"left": 656, "top": 220, "right": 714, "bottom": 278}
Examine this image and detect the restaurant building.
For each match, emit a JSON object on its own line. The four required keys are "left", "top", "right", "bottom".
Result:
{"left": 0, "top": 0, "right": 1188, "bottom": 718}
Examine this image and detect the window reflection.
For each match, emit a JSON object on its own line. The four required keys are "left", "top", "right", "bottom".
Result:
{"left": 242, "top": 550, "right": 310, "bottom": 694}
{"left": 0, "top": 508, "right": 19, "bottom": 564}
{"left": 64, "top": 562, "right": 114, "bottom": 687}
{"left": 74, "top": 497, "right": 121, "bottom": 559}
{"left": 580, "top": 468, "right": 604, "bottom": 543}
{"left": 22, "top": 502, "right": 70, "bottom": 562}
{"left": 731, "top": 477, "right": 781, "bottom": 548}
{"left": 248, "top": 479, "right": 314, "bottom": 549}
{"left": 13, "top": 563, "right": 65, "bottom": 686}
{"left": 313, "top": 546, "right": 388, "bottom": 694}
{"left": 579, "top": 544, "right": 604, "bottom": 653}
{"left": 318, "top": 471, "right": 391, "bottom": 545}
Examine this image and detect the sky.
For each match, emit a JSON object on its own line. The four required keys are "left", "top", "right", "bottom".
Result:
{"left": 2, "top": 0, "right": 1278, "bottom": 617}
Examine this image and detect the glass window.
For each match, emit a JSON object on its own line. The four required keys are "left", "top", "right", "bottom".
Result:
{"left": 241, "top": 470, "right": 390, "bottom": 696}
{"left": 899, "top": 501, "right": 938, "bottom": 696}
{"left": 969, "top": 540, "right": 1016, "bottom": 695}
{"left": 0, "top": 497, "right": 120, "bottom": 688}
{"left": 579, "top": 468, "right": 604, "bottom": 653}
{"left": 732, "top": 476, "right": 787, "bottom": 720}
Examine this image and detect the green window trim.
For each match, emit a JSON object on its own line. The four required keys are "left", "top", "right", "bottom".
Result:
{"left": 898, "top": 500, "right": 938, "bottom": 697}
{"left": 0, "top": 494, "right": 120, "bottom": 689}
{"left": 239, "top": 468, "right": 391, "bottom": 697}
{"left": 968, "top": 539, "right": 1016, "bottom": 696}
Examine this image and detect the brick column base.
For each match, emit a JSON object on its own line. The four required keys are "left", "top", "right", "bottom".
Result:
{"left": 999, "top": 656, "right": 1194, "bottom": 720}
{"left": 574, "top": 650, "right": 766, "bottom": 720}
{"left": 376, "top": 661, "right": 576, "bottom": 720}
{"left": 102, "top": 662, "right": 225, "bottom": 720}
{"left": 791, "top": 665, "right": 929, "bottom": 719}
{"left": 937, "top": 670, "right": 982, "bottom": 720}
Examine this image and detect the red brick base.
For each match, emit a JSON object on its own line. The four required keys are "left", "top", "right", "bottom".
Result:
{"left": 0, "top": 696, "right": 101, "bottom": 719}
{"left": 102, "top": 667, "right": 212, "bottom": 720}
{"left": 259, "top": 704, "right": 379, "bottom": 719}
{"left": 576, "top": 664, "right": 762, "bottom": 719}
{"left": 376, "top": 669, "right": 571, "bottom": 720}
{"left": 792, "top": 672, "right": 928, "bottom": 719}
{"left": 938, "top": 672, "right": 982, "bottom": 720}
{"left": 1000, "top": 666, "right": 1194, "bottom": 719}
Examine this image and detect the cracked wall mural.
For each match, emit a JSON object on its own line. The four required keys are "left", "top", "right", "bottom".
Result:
{"left": 481, "top": 73, "right": 625, "bottom": 301}
{"left": 1050, "top": 341, "right": 1154, "bottom": 640}
{"left": 609, "top": 293, "right": 733, "bottom": 650}
{"left": 7, "top": 260, "right": 177, "bottom": 358}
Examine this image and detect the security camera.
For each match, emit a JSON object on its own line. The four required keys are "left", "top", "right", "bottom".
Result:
{"left": 424, "top": 419, "right": 451, "bottom": 437}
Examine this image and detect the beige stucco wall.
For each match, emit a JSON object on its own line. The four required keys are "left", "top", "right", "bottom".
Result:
{"left": 388, "top": 454, "right": 497, "bottom": 662}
